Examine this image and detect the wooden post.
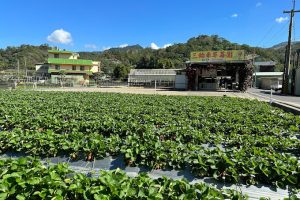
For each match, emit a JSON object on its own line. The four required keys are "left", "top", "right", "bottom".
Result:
{"left": 195, "top": 68, "right": 199, "bottom": 91}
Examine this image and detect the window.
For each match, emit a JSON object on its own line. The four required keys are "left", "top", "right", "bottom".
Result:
{"left": 55, "top": 65, "right": 60, "bottom": 70}
{"left": 54, "top": 54, "right": 59, "bottom": 58}
{"left": 80, "top": 66, "right": 84, "bottom": 71}
{"left": 72, "top": 66, "right": 76, "bottom": 71}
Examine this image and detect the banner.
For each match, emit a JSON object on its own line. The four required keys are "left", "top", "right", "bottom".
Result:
{"left": 190, "top": 50, "right": 245, "bottom": 62}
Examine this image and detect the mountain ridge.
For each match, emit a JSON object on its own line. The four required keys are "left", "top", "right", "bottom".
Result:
{"left": 0, "top": 35, "right": 289, "bottom": 75}
{"left": 270, "top": 41, "right": 300, "bottom": 50}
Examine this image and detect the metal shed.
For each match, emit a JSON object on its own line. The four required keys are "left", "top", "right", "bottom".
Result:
{"left": 254, "top": 61, "right": 276, "bottom": 72}
{"left": 128, "top": 69, "right": 179, "bottom": 87}
{"left": 253, "top": 72, "right": 283, "bottom": 89}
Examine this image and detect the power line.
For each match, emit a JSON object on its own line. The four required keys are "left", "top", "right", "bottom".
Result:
{"left": 256, "top": 23, "right": 277, "bottom": 47}
{"left": 255, "top": 21, "right": 289, "bottom": 48}
{"left": 256, "top": 0, "right": 298, "bottom": 48}
{"left": 267, "top": 22, "right": 289, "bottom": 46}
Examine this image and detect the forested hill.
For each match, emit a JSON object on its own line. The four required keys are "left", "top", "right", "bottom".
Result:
{"left": 0, "top": 44, "right": 49, "bottom": 70}
{"left": 81, "top": 35, "right": 284, "bottom": 74}
{"left": 0, "top": 35, "right": 290, "bottom": 75}
{"left": 270, "top": 41, "right": 300, "bottom": 50}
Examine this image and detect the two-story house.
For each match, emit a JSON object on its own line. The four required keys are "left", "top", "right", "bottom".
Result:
{"left": 36, "top": 49, "right": 100, "bottom": 85}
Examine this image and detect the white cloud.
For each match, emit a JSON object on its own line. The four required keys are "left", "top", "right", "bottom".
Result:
{"left": 231, "top": 13, "right": 238, "bottom": 18}
{"left": 47, "top": 29, "right": 73, "bottom": 45}
{"left": 150, "top": 43, "right": 173, "bottom": 50}
{"left": 84, "top": 44, "right": 97, "bottom": 50}
{"left": 119, "top": 44, "right": 129, "bottom": 48}
{"left": 163, "top": 43, "right": 172, "bottom": 48}
{"left": 102, "top": 46, "right": 111, "bottom": 51}
{"left": 150, "top": 43, "right": 160, "bottom": 50}
{"left": 275, "top": 16, "right": 288, "bottom": 23}
{"left": 256, "top": 2, "right": 262, "bottom": 7}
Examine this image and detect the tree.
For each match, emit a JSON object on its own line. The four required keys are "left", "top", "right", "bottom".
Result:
{"left": 113, "top": 64, "right": 131, "bottom": 79}
{"left": 58, "top": 70, "right": 66, "bottom": 87}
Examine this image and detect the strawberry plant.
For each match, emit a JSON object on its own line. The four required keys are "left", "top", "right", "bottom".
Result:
{"left": 0, "top": 91, "right": 299, "bottom": 191}
{"left": 0, "top": 157, "right": 247, "bottom": 199}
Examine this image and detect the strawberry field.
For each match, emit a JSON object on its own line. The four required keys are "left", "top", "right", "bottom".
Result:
{"left": 0, "top": 91, "right": 299, "bottom": 197}
{"left": 0, "top": 157, "right": 246, "bottom": 199}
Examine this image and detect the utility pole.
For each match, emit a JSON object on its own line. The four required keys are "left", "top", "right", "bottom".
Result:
{"left": 17, "top": 59, "right": 20, "bottom": 82}
{"left": 282, "top": 0, "right": 300, "bottom": 94}
{"left": 24, "top": 57, "right": 27, "bottom": 77}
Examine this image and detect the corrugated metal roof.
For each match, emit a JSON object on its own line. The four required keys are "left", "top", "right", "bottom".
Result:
{"left": 129, "top": 69, "right": 178, "bottom": 75}
{"left": 254, "top": 61, "right": 277, "bottom": 66}
{"left": 253, "top": 72, "right": 283, "bottom": 76}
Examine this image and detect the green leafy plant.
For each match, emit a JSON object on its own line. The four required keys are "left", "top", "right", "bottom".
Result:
{"left": 0, "top": 91, "right": 299, "bottom": 190}
{"left": 0, "top": 157, "right": 247, "bottom": 199}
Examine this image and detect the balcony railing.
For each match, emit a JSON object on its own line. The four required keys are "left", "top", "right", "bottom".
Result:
{"left": 48, "top": 69, "right": 93, "bottom": 75}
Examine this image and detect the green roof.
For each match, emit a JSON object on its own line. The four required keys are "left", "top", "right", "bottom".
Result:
{"left": 48, "top": 50, "right": 73, "bottom": 54}
{"left": 48, "top": 58, "right": 93, "bottom": 66}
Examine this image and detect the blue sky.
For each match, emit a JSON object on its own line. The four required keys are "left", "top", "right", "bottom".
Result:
{"left": 0, "top": 0, "right": 298, "bottom": 51}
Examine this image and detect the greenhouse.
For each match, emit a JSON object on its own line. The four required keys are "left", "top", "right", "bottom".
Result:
{"left": 128, "top": 69, "right": 179, "bottom": 87}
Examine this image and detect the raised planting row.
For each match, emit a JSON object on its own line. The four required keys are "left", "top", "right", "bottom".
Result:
{"left": 0, "top": 157, "right": 247, "bottom": 200}
{"left": 0, "top": 91, "right": 299, "bottom": 191}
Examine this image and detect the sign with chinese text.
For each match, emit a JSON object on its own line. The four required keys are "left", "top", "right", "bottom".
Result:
{"left": 190, "top": 50, "right": 245, "bottom": 62}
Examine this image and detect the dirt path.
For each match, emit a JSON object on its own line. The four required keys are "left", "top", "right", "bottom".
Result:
{"left": 36, "top": 86, "right": 257, "bottom": 99}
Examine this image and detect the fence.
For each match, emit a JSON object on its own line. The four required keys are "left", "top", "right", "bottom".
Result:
{"left": 97, "top": 79, "right": 128, "bottom": 87}
{"left": 0, "top": 76, "right": 175, "bottom": 90}
{"left": 128, "top": 80, "right": 175, "bottom": 88}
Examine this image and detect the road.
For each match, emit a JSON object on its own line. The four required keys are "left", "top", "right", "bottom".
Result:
{"left": 248, "top": 88, "right": 300, "bottom": 108}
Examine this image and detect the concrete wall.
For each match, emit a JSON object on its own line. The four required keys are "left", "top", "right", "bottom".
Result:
{"left": 35, "top": 64, "right": 49, "bottom": 76}
{"left": 254, "top": 76, "right": 282, "bottom": 89}
{"left": 260, "top": 78, "right": 282, "bottom": 90}
{"left": 295, "top": 69, "right": 300, "bottom": 96}
{"left": 91, "top": 61, "right": 100, "bottom": 73}
{"left": 50, "top": 74, "right": 88, "bottom": 85}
